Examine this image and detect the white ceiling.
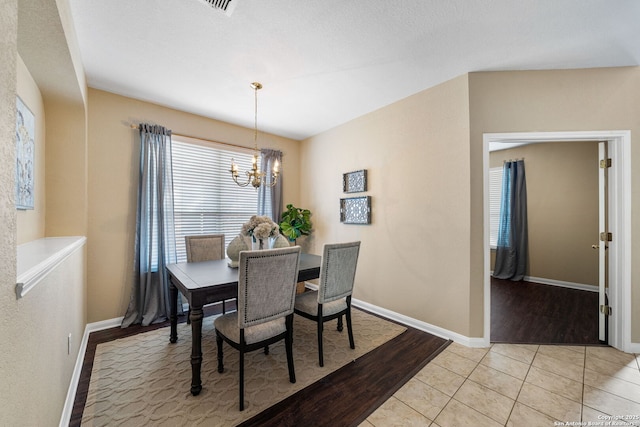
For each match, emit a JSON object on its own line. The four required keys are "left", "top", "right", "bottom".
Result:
{"left": 67, "top": 0, "right": 640, "bottom": 140}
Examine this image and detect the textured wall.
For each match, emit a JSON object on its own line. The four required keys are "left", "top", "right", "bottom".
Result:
{"left": 0, "top": 0, "right": 20, "bottom": 420}
{"left": 1, "top": 0, "right": 89, "bottom": 425}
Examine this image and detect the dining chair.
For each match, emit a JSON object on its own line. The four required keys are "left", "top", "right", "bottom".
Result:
{"left": 185, "top": 234, "right": 229, "bottom": 321}
{"left": 185, "top": 233, "right": 225, "bottom": 262}
{"left": 294, "top": 241, "right": 361, "bottom": 367}
{"left": 214, "top": 246, "right": 301, "bottom": 411}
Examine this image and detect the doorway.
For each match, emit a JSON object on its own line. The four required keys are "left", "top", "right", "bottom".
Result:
{"left": 488, "top": 140, "right": 600, "bottom": 344}
{"left": 482, "top": 131, "right": 632, "bottom": 352}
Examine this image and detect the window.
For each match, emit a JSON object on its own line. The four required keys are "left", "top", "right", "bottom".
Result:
{"left": 171, "top": 136, "right": 258, "bottom": 262}
{"left": 489, "top": 166, "right": 503, "bottom": 248}
{"left": 258, "top": 181, "right": 273, "bottom": 219}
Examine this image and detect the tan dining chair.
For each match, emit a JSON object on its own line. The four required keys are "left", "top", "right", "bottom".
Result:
{"left": 184, "top": 234, "right": 229, "bottom": 320}
{"left": 294, "top": 241, "right": 361, "bottom": 367}
{"left": 214, "top": 246, "right": 301, "bottom": 410}
{"left": 185, "top": 233, "right": 225, "bottom": 262}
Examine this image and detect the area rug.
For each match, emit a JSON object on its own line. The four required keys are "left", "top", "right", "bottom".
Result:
{"left": 81, "top": 309, "right": 406, "bottom": 426}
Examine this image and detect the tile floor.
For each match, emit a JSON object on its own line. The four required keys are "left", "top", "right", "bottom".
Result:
{"left": 361, "top": 343, "right": 640, "bottom": 427}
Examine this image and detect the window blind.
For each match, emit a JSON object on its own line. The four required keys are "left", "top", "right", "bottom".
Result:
{"left": 172, "top": 137, "right": 258, "bottom": 262}
{"left": 489, "top": 166, "right": 503, "bottom": 248}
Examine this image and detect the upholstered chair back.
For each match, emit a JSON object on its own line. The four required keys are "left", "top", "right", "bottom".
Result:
{"left": 317, "top": 241, "right": 361, "bottom": 304}
{"left": 237, "top": 246, "right": 301, "bottom": 329}
{"left": 185, "top": 234, "right": 225, "bottom": 262}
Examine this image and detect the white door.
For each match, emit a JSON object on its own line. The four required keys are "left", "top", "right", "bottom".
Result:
{"left": 597, "top": 142, "right": 608, "bottom": 343}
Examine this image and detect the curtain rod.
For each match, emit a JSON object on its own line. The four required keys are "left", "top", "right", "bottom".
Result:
{"left": 129, "top": 123, "right": 251, "bottom": 151}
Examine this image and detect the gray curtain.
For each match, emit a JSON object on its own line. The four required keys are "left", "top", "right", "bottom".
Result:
{"left": 258, "top": 149, "right": 283, "bottom": 222}
{"left": 493, "top": 159, "right": 528, "bottom": 281}
{"left": 122, "top": 124, "right": 178, "bottom": 327}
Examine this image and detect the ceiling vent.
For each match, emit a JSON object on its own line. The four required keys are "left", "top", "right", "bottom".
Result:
{"left": 198, "top": 0, "right": 237, "bottom": 16}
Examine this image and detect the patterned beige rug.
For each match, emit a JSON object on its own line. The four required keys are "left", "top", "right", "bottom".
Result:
{"left": 82, "top": 309, "right": 406, "bottom": 426}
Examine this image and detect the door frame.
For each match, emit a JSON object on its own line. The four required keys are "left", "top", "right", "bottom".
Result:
{"left": 482, "top": 130, "right": 632, "bottom": 352}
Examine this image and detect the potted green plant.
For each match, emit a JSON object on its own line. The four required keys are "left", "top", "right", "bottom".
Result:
{"left": 279, "top": 204, "right": 312, "bottom": 243}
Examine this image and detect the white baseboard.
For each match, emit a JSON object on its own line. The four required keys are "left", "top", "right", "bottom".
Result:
{"left": 86, "top": 316, "right": 125, "bottom": 333}
{"left": 626, "top": 342, "right": 640, "bottom": 353}
{"left": 59, "top": 316, "right": 123, "bottom": 427}
{"left": 489, "top": 272, "right": 598, "bottom": 293}
{"left": 301, "top": 281, "right": 490, "bottom": 348}
{"left": 524, "top": 276, "right": 598, "bottom": 293}
{"left": 352, "top": 299, "right": 490, "bottom": 348}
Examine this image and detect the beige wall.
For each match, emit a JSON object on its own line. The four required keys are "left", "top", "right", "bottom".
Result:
{"left": 1, "top": 0, "right": 89, "bottom": 424}
{"left": 490, "top": 141, "right": 599, "bottom": 285}
{"left": 300, "top": 75, "right": 475, "bottom": 337}
{"left": 16, "top": 55, "right": 46, "bottom": 244}
{"left": 469, "top": 67, "right": 640, "bottom": 342}
{"left": 86, "top": 88, "right": 302, "bottom": 322}
{"left": 44, "top": 96, "right": 88, "bottom": 237}
{"left": 302, "top": 67, "right": 640, "bottom": 342}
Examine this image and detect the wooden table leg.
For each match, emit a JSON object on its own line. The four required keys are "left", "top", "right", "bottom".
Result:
{"left": 189, "top": 306, "right": 204, "bottom": 396}
{"left": 169, "top": 279, "right": 178, "bottom": 344}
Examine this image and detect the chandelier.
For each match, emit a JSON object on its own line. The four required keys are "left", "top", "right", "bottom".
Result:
{"left": 229, "top": 82, "right": 279, "bottom": 189}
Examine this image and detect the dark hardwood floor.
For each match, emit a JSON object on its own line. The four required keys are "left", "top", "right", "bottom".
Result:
{"left": 70, "top": 304, "right": 450, "bottom": 427}
{"left": 491, "top": 277, "right": 602, "bottom": 345}
{"left": 240, "top": 321, "right": 449, "bottom": 427}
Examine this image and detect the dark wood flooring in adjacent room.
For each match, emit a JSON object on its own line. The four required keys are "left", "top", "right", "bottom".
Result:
{"left": 70, "top": 304, "right": 450, "bottom": 427}
{"left": 491, "top": 277, "right": 602, "bottom": 345}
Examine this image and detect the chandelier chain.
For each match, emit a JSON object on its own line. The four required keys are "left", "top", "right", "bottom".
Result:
{"left": 254, "top": 84, "right": 258, "bottom": 149}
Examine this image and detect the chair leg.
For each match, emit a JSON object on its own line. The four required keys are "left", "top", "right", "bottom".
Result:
{"left": 346, "top": 308, "right": 355, "bottom": 349}
{"left": 239, "top": 349, "right": 245, "bottom": 411}
{"left": 222, "top": 300, "right": 226, "bottom": 314}
{"left": 337, "top": 315, "right": 343, "bottom": 332}
{"left": 317, "top": 305, "right": 324, "bottom": 367}
{"left": 264, "top": 345, "right": 269, "bottom": 355}
{"left": 285, "top": 315, "right": 296, "bottom": 383}
{"left": 216, "top": 333, "right": 224, "bottom": 373}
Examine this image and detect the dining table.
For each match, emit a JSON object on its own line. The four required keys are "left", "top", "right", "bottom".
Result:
{"left": 166, "top": 253, "right": 322, "bottom": 395}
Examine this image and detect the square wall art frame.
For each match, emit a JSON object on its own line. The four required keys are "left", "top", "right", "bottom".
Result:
{"left": 15, "top": 96, "right": 35, "bottom": 210}
{"left": 340, "top": 196, "right": 371, "bottom": 224}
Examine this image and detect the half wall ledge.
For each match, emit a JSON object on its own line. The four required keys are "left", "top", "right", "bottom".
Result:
{"left": 16, "top": 236, "right": 87, "bottom": 299}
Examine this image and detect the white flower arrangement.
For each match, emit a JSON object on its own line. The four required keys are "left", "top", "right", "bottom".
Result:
{"left": 241, "top": 215, "right": 280, "bottom": 240}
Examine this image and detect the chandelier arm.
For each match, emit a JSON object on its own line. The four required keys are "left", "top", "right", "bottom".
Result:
{"left": 268, "top": 171, "right": 279, "bottom": 188}
{"left": 231, "top": 173, "right": 252, "bottom": 187}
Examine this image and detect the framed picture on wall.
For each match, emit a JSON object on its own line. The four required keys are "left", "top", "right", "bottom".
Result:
{"left": 343, "top": 169, "right": 367, "bottom": 193}
{"left": 340, "top": 196, "right": 371, "bottom": 224}
{"left": 15, "top": 96, "right": 35, "bottom": 210}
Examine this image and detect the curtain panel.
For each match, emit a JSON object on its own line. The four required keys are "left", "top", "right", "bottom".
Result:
{"left": 493, "top": 159, "right": 528, "bottom": 281}
{"left": 258, "top": 149, "right": 283, "bottom": 223}
{"left": 122, "top": 124, "right": 178, "bottom": 327}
